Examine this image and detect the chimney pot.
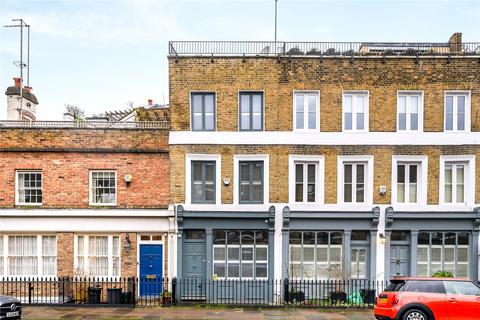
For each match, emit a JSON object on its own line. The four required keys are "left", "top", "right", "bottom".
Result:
{"left": 13, "top": 77, "right": 22, "bottom": 88}
{"left": 23, "top": 86, "right": 31, "bottom": 93}
{"left": 148, "top": 99, "right": 153, "bottom": 106}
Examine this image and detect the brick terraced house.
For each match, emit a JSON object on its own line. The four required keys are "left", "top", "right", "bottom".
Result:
{"left": 0, "top": 82, "right": 174, "bottom": 294}
{"left": 168, "top": 33, "right": 480, "bottom": 299}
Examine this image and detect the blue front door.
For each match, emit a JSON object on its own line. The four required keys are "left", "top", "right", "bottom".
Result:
{"left": 140, "top": 244, "right": 163, "bottom": 296}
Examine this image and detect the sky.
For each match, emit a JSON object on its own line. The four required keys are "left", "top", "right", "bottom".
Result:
{"left": 0, "top": 0, "right": 479, "bottom": 120}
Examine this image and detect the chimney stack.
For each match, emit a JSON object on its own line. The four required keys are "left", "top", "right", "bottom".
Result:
{"left": 148, "top": 99, "right": 153, "bottom": 106}
{"left": 449, "top": 32, "right": 462, "bottom": 44}
{"left": 448, "top": 32, "right": 462, "bottom": 53}
{"left": 5, "top": 77, "right": 39, "bottom": 121}
{"left": 13, "top": 77, "right": 22, "bottom": 88}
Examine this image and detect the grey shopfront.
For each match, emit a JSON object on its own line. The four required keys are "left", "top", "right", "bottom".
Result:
{"left": 281, "top": 206, "right": 380, "bottom": 281}
{"left": 384, "top": 207, "right": 480, "bottom": 281}
{"left": 176, "top": 205, "right": 275, "bottom": 301}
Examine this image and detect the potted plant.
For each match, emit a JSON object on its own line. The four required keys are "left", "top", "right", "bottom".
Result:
{"left": 432, "top": 270, "right": 454, "bottom": 278}
{"left": 327, "top": 265, "right": 349, "bottom": 304}
{"left": 283, "top": 264, "right": 305, "bottom": 304}
{"left": 162, "top": 291, "right": 172, "bottom": 306}
{"left": 73, "top": 268, "right": 93, "bottom": 304}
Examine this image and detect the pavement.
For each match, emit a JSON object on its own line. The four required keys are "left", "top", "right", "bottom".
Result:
{"left": 21, "top": 306, "right": 374, "bottom": 319}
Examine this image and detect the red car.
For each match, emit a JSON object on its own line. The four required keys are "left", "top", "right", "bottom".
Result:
{"left": 374, "top": 277, "right": 480, "bottom": 320}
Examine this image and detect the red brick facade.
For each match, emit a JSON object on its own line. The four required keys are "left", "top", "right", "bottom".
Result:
{"left": 0, "top": 127, "right": 172, "bottom": 279}
{"left": 0, "top": 128, "right": 169, "bottom": 208}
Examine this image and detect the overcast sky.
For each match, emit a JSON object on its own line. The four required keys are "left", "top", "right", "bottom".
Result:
{"left": 1, "top": 0, "right": 479, "bottom": 120}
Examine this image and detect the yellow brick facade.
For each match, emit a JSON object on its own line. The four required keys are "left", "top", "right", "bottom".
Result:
{"left": 169, "top": 56, "right": 480, "bottom": 207}
{"left": 170, "top": 145, "right": 480, "bottom": 205}
{"left": 169, "top": 57, "right": 480, "bottom": 132}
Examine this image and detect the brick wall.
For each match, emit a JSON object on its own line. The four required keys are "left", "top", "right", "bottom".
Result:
{"left": 0, "top": 128, "right": 168, "bottom": 150}
{"left": 121, "top": 233, "right": 138, "bottom": 277}
{"left": 169, "top": 57, "right": 480, "bottom": 132}
{"left": 57, "top": 232, "right": 74, "bottom": 277}
{"left": 170, "top": 145, "right": 480, "bottom": 205}
{"left": 0, "top": 152, "right": 169, "bottom": 208}
{"left": 0, "top": 128, "right": 169, "bottom": 208}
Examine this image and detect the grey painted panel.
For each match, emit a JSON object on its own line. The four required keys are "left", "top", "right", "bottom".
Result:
{"left": 289, "top": 219, "right": 373, "bottom": 230}
{"left": 392, "top": 219, "right": 475, "bottom": 231}
{"left": 390, "top": 245, "right": 409, "bottom": 277}
{"left": 182, "top": 218, "right": 271, "bottom": 230}
{"left": 183, "top": 242, "right": 206, "bottom": 297}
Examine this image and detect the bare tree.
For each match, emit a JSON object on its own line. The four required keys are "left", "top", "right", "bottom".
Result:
{"left": 64, "top": 104, "right": 85, "bottom": 121}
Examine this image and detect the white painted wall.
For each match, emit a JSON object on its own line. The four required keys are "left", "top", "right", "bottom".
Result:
{"left": 0, "top": 208, "right": 173, "bottom": 232}
{"left": 170, "top": 131, "right": 480, "bottom": 146}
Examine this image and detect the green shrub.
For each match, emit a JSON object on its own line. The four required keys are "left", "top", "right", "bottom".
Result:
{"left": 432, "top": 270, "right": 454, "bottom": 278}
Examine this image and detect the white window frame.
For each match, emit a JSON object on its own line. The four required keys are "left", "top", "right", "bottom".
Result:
{"left": 337, "top": 155, "right": 374, "bottom": 205}
{"left": 1, "top": 235, "right": 57, "bottom": 278}
{"left": 439, "top": 155, "right": 475, "bottom": 206}
{"left": 288, "top": 155, "right": 324, "bottom": 205}
{"left": 391, "top": 156, "right": 428, "bottom": 206}
{"left": 342, "top": 91, "right": 369, "bottom": 132}
{"left": 0, "top": 237, "right": 3, "bottom": 276}
{"left": 74, "top": 235, "right": 121, "bottom": 278}
{"left": 214, "top": 244, "right": 269, "bottom": 281}
{"left": 15, "top": 170, "right": 43, "bottom": 206}
{"left": 253, "top": 244, "right": 268, "bottom": 280}
{"left": 185, "top": 154, "right": 221, "bottom": 205}
{"left": 444, "top": 91, "right": 471, "bottom": 132}
{"left": 189, "top": 91, "right": 217, "bottom": 131}
{"left": 226, "top": 244, "right": 240, "bottom": 280}
{"left": 213, "top": 244, "right": 227, "bottom": 279}
{"left": 89, "top": 170, "right": 117, "bottom": 206}
{"left": 397, "top": 91, "right": 424, "bottom": 132}
{"left": 233, "top": 155, "right": 269, "bottom": 205}
{"left": 293, "top": 90, "right": 320, "bottom": 132}
{"left": 351, "top": 247, "right": 368, "bottom": 279}
{"left": 417, "top": 232, "right": 470, "bottom": 278}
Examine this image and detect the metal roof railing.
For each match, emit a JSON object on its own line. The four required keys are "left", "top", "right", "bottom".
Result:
{"left": 0, "top": 120, "right": 170, "bottom": 129}
{"left": 169, "top": 41, "right": 480, "bottom": 57}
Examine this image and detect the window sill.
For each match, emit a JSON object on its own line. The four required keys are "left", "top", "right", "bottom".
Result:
{"left": 293, "top": 129, "right": 320, "bottom": 133}
{"left": 15, "top": 203, "right": 43, "bottom": 207}
{"left": 89, "top": 204, "right": 117, "bottom": 208}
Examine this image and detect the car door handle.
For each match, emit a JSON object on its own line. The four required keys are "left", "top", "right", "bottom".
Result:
{"left": 448, "top": 298, "right": 457, "bottom": 303}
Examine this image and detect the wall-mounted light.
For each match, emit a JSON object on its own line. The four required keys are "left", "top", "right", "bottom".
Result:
{"left": 379, "top": 186, "right": 387, "bottom": 195}
{"left": 379, "top": 233, "right": 386, "bottom": 245}
{"left": 124, "top": 174, "right": 132, "bottom": 183}
{"left": 124, "top": 234, "right": 132, "bottom": 251}
{"left": 223, "top": 178, "right": 231, "bottom": 186}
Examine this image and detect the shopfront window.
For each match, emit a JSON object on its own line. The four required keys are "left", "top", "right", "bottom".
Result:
{"left": 213, "top": 230, "right": 268, "bottom": 279}
{"left": 417, "top": 232, "right": 469, "bottom": 277}
{"left": 289, "top": 231, "right": 343, "bottom": 280}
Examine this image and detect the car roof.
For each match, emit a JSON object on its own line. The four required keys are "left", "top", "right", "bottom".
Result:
{"left": 391, "top": 277, "right": 471, "bottom": 282}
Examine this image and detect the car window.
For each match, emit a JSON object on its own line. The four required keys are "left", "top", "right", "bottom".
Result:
{"left": 385, "top": 281, "right": 406, "bottom": 292}
{"left": 404, "top": 281, "right": 446, "bottom": 294}
{"left": 443, "top": 281, "right": 480, "bottom": 296}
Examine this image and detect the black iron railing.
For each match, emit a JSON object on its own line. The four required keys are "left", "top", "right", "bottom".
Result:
{"left": 0, "top": 277, "right": 387, "bottom": 308}
{"left": 0, "top": 277, "right": 136, "bottom": 306}
{"left": 169, "top": 41, "right": 480, "bottom": 57}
